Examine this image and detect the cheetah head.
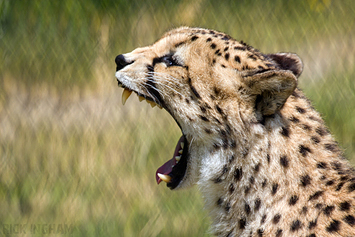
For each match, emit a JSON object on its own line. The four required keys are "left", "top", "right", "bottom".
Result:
{"left": 115, "top": 27, "right": 303, "bottom": 190}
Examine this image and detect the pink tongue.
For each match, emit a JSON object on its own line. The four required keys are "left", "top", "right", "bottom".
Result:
{"left": 156, "top": 136, "right": 184, "bottom": 184}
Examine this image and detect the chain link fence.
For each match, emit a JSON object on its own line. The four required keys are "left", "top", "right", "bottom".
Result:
{"left": 1, "top": 0, "right": 355, "bottom": 236}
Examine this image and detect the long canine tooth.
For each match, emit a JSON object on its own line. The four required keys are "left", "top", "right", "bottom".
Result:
{"left": 138, "top": 96, "right": 145, "bottom": 102}
{"left": 175, "top": 156, "right": 181, "bottom": 163}
{"left": 178, "top": 149, "right": 183, "bottom": 154}
{"left": 157, "top": 173, "right": 172, "bottom": 183}
{"left": 180, "top": 142, "right": 184, "bottom": 149}
{"left": 122, "top": 88, "right": 132, "bottom": 105}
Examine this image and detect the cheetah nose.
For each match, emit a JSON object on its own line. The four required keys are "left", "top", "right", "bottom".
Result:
{"left": 115, "top": 54, "right": 133, "bottom": 71}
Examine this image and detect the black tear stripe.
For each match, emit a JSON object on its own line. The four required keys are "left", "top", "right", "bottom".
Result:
{"left": 188, "top": 77, "right": 201, "bottom": 99}
{"left": 145, "top": 68, "right": 164, "bottom": 106}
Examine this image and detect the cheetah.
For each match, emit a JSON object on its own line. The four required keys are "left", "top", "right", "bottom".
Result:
{"left": 115, "top": 27, "right": 355, "bottom": 236}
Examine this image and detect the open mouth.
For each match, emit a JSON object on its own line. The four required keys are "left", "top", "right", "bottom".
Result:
{"left": 118, "top": 81, "right": 188, "bottom": 189}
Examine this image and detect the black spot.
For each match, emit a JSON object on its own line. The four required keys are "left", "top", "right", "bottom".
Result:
{"left": 215, "top": 49, "right": 221, "bottom": 55}
{"left": 315, "top": 127, "right": 328, "bottom": 136}
{"left": 280, "top": 155, "right": 289, "bottom": 168}
{"left": 216, "top": 105, "right": 224, "bottom": 115}
{"left": 234, "top": 55, "right": 241, "bottom": 63}
{"left": 257, "top": 228, "right": 263, "bottom": 237}
{"left": 339, "top": 201, "right": 351, "bottom": 211}
{"left": 324, "top": 143, "right": 338, "bottom": 153}
{"left": 206, "top": 38, "right": 212, "bottom": 42}
{"left": 234, "top": 168, "right": 243, "bottom": 181}
{"left": 275, "top": 229, "right": 282, "bottom": 237}
{"left": 244, "top": 186, "right": 251, "bottom": 195}
{"left": 336, "top": 182, "right": 345, "bottom": 191}
{"left": 255, "top": 198, "right": 261, "bottom": 211}
{"left": 254, "top": 163, "right": 260, "bottom": 173}
{"left": 234, "top": 46, "right": 246, "bottom": 51}
{"left": 299, "top": 145, "right": 311, "bottom": 157}
{"left": 307, "top": 234, "right": 316, "bottom": 237}
{"left": 213, "top": 143, "right": 221, "bottom": 150}
{"left": 249, "top": 176, "right": 255, "bottom": 185}
{"left": 347, "top": 182, "right": 355, "bottom": 192}
{"left": 343, "top": 215, "right": 355, "bottom": 226}
{"left": 191, "top": 35, "right": 199, "bottom": 41}
{"left": 248, "top": 54, "right": 257, "bottom": 61}
{"left": 213, "top": 86, "right": 221, "bottom": 96}
{"left": 317, "top": 162, "right": 327, "bottom": 169}
{"left": 290, "top": 220, "right": 302, "bottom": 232}
{"left": 301, "top": 124, "right": 311, "bottom": 131}
{"left": 213, "top": 177, "right": 222, "bottom": 183}
{"left": 239, "top": 218, "right": 246, "bottom": 229}
{"left": 280, "top": 126, "right": 290, "bottom": 137}
{"left": 199, "top": 115, "right": 209, "bottom": 122}
{"left": 309, "top": 191, "right": 323, "bottom": 201}
{"left": 224, "top": 46, "right": 229, "bottom": 51}
{"left": 204, "top": 128, "right": 212, "bottom": 134}
{"left": 289, "top": 116, "right": 300, "bottom": 123}
{"left": 315, "top": 203, "right": 323, "bottom": 209}
{"left": 323, "top": 205, "right": 335, "bottom": 216}
{"left": 210, "top": 43, "right": 217, "bottom": 49}
{"left": 326, "top": 180, "right": 335, "bottom": 186}
{"left": 229, "top": 183, "right": 235, "bottom": 193}
{"left": 300, "top": 175, "right": 312, "bottom": 187}
{"left": 217, "top": 198, "right": 223, "bottom": 206}
{"left": 225, "top": 202, "right": 231, "bottom": 212}
{"left": 262, "top": 179, "right": 267, "bottom": 188}
{"left": 225, "top": 53, "right": 230, "bottom": 61}
{"left": 272, "top": 214, "right": 281, "bottom": 224}
{"left": 245, "top": 203, "right": 251, "bottom": 215}
{"left": 266, "top": 154, "right": 270, "bottom": 163}
{"left": 308, "top": 219, "right": 317, "bottom": 229}
{"left": 272, "top": 183, "right": 279, "bottom": 195}
{"left": 326, "top": 220, "right": 340, "bottom": 232}
{"left": 302, "top": 206, "right": 308, "bottom": 215}
{"left": 296, "top": 106, "right": 306, "bottom": 114}
{"left": 261, "top": 214, "right": 267, "bottom": 224}
{"left": 199, "top": 105, "right": 207, "bottom": 113}
{"left": 289, "top": 195, "right": 299, "bottom": 206}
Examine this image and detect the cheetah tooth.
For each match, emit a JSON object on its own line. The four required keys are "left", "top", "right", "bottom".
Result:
{"left": 157, "top": 173, "right": 172, "bottom": 183}
{"left": 122, "top": 88, "right": 132, "bottom": 105}
{"left": 147, "top": 100, "right": 156, "bottom": 108}
{"left": 180, "top": 142, "right": 184, "bottom": 149}
{"left": 175, "top": 156, "right": 181, "bottom": 163}
{"left": 138, "top": 96, "right": 145, "bottom": 102}
{"left": 178, "top": 149, "right": 183, "bottom": 154}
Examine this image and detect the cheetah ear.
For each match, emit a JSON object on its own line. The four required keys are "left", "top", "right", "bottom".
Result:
{"left": 266, "top": 53, "right": 303, "bottom": 78}
{"left": 243, "top": 69, "right": 297, "bottom": 119}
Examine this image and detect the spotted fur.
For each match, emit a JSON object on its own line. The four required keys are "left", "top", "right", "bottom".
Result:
{"left": 115, "top": 27, "right": 355, "bottom": 236}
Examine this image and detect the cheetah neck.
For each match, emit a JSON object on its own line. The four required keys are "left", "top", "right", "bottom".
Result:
{"left": 197, "top": 89, "right": 352, "bottom": 236}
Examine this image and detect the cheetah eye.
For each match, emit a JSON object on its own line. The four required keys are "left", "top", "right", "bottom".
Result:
{"left": 161, "top": 54, "right": 181, "bottom": 67}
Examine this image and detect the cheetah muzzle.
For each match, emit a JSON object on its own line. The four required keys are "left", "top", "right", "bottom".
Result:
{"left": 115, "top": 27, "right": 355, "bottom": 236}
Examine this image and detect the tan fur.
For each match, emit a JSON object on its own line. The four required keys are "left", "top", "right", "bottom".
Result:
{"left": 115, "top": 27, "right": 355, "bottom": 236}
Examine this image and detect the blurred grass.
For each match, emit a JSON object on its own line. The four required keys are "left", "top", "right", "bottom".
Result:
{"left": 0, "top": 0, "right": 355, "bottom": 236}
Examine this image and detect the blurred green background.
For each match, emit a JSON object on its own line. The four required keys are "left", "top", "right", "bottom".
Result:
{"left": 0, "top": 0, "right": 354, "bottom": 236}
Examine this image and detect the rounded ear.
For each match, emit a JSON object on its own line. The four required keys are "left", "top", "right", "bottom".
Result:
{"left": 266, "top": 53, "right": 303, "bottom": 78}
{"left": 243, "top": 69, "right": 297, "bottom": 120}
